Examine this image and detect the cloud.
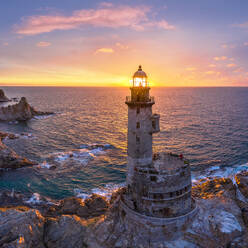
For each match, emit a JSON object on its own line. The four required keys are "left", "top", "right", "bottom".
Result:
{"left": 95, "top": 48, "right": 114, "bottom": 54}
{"left": 36, "top": 41, "right": 51, "bottom": 47}
{"left": 221, "top": 44, "right": 235, "bottom": 49}
{"left": 214, "top": 56, "right": 227, "bottom": 61}
{"left": 232, "top": 22, "right": 248, "bottom": 28}
{"left": 205, "top": 71, "right": 220, "bottom": 75}
{"left": 115, "top": 42, "right": 128, "bottom": 50}
{"left": 208, "top": 64, "right": 216, "bottom": 68}
{"left": 3, "top": 42, "right": 8, "bottom": 46}
{"left": 185, "top": 67, "right": 196, "bottom": 71}
{"left": 244, "top": 42, "right": 248, "bottom": 46}
{"left": 205, "top": 71, "right": 215, "bottom": 75}
{"left": 15, "top": 4, "right": 175, "bottom": 35}
{"left": 226, "top": 63, "right": 236, "bottom": 68}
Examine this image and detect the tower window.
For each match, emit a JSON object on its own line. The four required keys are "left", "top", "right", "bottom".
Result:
{"left": 136, "top": 136, "right": 140, "bottom": 144}
{"left": 150, "top": 176, "right": 157, "bottom": 182}
{"left": 152, "top": 120, "right": 156, "bottom": 129}
{"left": 137, "top": 107, "right": 140, "bottom": 114}
{"left": 136, "top": 122, "right": 140, "bottom": 128}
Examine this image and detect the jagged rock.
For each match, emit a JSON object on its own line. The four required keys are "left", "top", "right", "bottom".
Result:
{"left": 0, "top": 207, "right": 45, "bottom": 248}
{"left": 192, "top": 177, "right": 236, "bottom": 200}
{"left": 0, "top": 89, "right": 9, "bottom": 102}
{"left": 0, "top": 131, "right": 36, "bottom": 169}
{"left": 44, "top": 215, "right": 88, "bottom": 248}
{"left": 0, "top": 97, "right": 53, "bottom": 121}
{"left": 57, "top": 194, "right": 109, "bottom": 218}
{"left": 235, "top": 171, "right": 248, "bottom": 198}
{"left": 0, "top": 191, "right": 25, "bottom": 207}
{"left": 85, "top": 179, "right": 246, "bottom": 248}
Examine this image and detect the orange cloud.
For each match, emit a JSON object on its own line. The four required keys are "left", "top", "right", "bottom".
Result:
{"left": 226, "top": 63, "right": 236, "bottom": 68}
{"left": 95, "top": 48, "right": 114, "bottom": 54}
{"left": 36, "top": 41, "right": 51, "bottom": 47}
{"left": 208, "top": 64, "right": 216, "bottom": 68}
{"left": 185, "top": 67, "right": 196, "bottom": 71}
{"left": 214, "top": 56, "right": 227, "bottom": 61}
{"left": 115, "top": 42, "right": 129, "bottom": 50}
{"left": 15, "top": 4, "right": 174, "bottom": 35}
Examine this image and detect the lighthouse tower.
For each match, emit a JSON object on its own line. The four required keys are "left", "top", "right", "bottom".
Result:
{"left": 125, "top": 65, "right": 160, "bottom": 187}
{"left": 122, "top": 66, "right": 196, "bottom": 221}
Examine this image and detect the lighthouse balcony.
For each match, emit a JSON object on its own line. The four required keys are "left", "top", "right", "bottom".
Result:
{"left": 125, "top": 96, "right": 155, "bottom": 105}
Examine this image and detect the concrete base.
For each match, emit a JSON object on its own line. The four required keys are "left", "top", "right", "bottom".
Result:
{"left": 120, "top": 198, "right": 198, "bottom": 241}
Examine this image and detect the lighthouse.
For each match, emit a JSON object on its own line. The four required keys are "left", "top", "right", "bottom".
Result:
{"left": 89, "top": 66, "right": 198, "bottom": 247}
{"left": 125, "top": 65, "right": 160, "bottom": 187}
{"left": 122, "top": 66, "right": 196, "bottom": 221}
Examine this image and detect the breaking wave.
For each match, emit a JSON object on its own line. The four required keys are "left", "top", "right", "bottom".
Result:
{"left": 74, "top": 182, "right": 125, "bottom": 200}
{"left": 38, "top": 143, "right": 115, "bottom": 169}
{"left": 192, "top": 162, "right": 248, "bottom": 185}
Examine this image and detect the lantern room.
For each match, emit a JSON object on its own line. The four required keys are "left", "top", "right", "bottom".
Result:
{"left": 132, "top": 65, "right": 148, "bottom": 87}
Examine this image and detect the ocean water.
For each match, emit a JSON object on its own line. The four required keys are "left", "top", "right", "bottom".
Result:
{"left": 0, "top": 87, "right": 248, "bottom": 201}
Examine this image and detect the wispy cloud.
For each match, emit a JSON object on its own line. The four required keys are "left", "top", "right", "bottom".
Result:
{"left": 226, "top": 63, "right": 236, "bottom": 68}
{"left": 232, "top": 22, "right": 248, "bottom": 28}
{"left": 115, "top": 42, "right": 128, "bottom": 50}
{"left": 95, "top": 48, "right": 114, "bottom": 54}
{"left": 208, "top": 64, "right": 216, "bottom": 68}
{"left": 36, "top": 41, "right": 51, "bottom": 47}
{"left": 15, "top": 4, "right": 175, "bottom": 35}
{"left": 214, "top": 56, "right": 227, "bottom": 61}
{"left": 185, "top": 67, "right": 196, "bottom": 71}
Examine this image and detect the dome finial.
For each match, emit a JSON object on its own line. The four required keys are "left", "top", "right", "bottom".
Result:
{"left": 138, "top": 65, "right": 142, "bottom": 71}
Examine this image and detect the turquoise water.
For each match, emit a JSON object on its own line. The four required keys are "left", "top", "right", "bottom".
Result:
{"left": 0, "top": 87, "right": 248, "bottom": 200}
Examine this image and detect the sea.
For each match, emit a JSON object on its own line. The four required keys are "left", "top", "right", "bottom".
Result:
{"left": 0, "top": 87, "right": 248, "bottom": 203}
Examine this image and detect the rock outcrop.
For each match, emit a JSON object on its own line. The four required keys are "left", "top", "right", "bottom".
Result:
{"left": 0, "top": 175, "right": 248, "bottom": 247}
{"left": 0, "top": 89, "right": 9, "bottom": 102}
{"left": 0, "top": 97, "right": 53, "bottom": 121}
{"left": 0, "top": 207, "right": 45, "bottom": 248}
{"left": 44, "top": 215, "right": 88, "bottom": 248}
{"left": 0, "top": 131, "right": 36, "bottom": 169}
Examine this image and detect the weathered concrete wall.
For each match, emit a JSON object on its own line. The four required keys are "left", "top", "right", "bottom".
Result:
{"left": 120, "top": 199, "right": 198, "bottom": 241}
{"left": 126, "top": 102, "right": 154, "bottom": 185}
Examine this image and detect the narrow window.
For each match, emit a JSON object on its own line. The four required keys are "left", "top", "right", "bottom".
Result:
{"left": 152, "top": 120, "right": 156, "bottom": 129}
{"left": 137, "top": 107, "right": 140, "bottom": 114}
{"left": 170, "top": 192, "right": 173, "bottom": 198}
{"left": 150, "top": 176, "right": 157, "bottom": 182}
{"left": 136, "top": 122, "right": 140, "bottom": 128}
{"left": 136, "top": 136, "right": 140, "bottom": 144}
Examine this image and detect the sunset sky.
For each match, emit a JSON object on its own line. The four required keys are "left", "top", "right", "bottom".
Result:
{"left": 1, "top": 0, "right": 248, "bottom": 87}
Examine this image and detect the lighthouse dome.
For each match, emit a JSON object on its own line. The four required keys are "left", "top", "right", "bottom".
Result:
{"left": 133, "top": 65, "right": 147, "bottom": 79}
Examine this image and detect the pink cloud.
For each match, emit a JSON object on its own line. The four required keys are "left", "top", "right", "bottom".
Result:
{"left": 36, "top": 41, "right": 51, "bottom": 47}
{"left": 95, "top": 47, "right": 114, "bottom": 54}
{"left": 226, "top": 63, "right": 236, "bottom": 68}
{"left": 15, "top": 4, "right": 174, "bottom": 35}
{"left": 232, "top": 22, "right": 248, "bottom": 28}
{"left": 214, "top": 56, "right": 227, "bottom": 61}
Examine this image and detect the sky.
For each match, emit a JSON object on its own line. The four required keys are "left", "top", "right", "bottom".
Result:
{"left": 0, "top": 0, "right": 248, "bottom": 87}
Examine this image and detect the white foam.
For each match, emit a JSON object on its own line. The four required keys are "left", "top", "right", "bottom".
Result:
{"left": 74, "top": 182, "right": 125, "bottom": 200}
{"left": 39, "top": 161, "right": 52, "bottom": 169}
{"left": 52, "top": 145, "right": 110, "bottom": 166}
{"left": 8, "top": 121, "right": 19, "bottom": 125}
{"left": 26, "top": 193, "right": 41, "bottom": 204}
{"left": 192, "top": 162, "right": 248, "bottom": 185}
{"left": 33, "top": 115, "right": 53, "bottom": 120}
